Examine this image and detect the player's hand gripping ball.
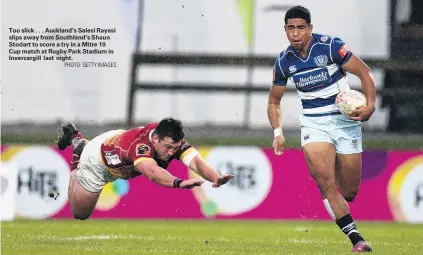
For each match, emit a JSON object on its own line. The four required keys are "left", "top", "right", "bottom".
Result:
{"left": 336, "top": 90, "right": 367, "bottom": 117}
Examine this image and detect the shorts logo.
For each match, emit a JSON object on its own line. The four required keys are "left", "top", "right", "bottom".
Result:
{"left": 351, "top": 139, "right": 358, "bottom": 149}
{"left": 314, "top": 55, "right": 328, "bottom": 67}
{"left": 338, "top": 44, "right": 350, "bottom": 58}
{"left": 136, "top": 144, "right": 151, "bottom": 156}
{"left": 304, "top": 135, "right": 310, "bottom": 141}
{"left": 104, "top": 151, "right": 122, "bottom": 165}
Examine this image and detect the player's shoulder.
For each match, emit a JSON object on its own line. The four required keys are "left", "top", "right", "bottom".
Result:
{"left": 275, "top": 47, "right": 291, "bottom": 67}
{"left": 314, "top": 33, "right": 348, "bottom": 46}
{"left": 312, "top": 33, "right": 334, "bottom": 44}
{"left": 135, "top": 122, "right": 157, "bottom": 143}
{"left": 130, "top": 126, "right": 155, "bottom": 159}
{"left": 125, "top": 122, "right": 158, "bottom": 135}
{"left": 277, "top": 46, "right": 291, "bottom": 59}
{"left": 180, "top": 139, "right": 192, "bottom": 152}
{"left": 142, "top": 122, "right": 159, "bottom": 133}
{"left": 122, "top": 123, "right": 157, "bottom": 147}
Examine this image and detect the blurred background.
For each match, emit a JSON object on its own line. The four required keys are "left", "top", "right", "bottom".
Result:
{"left": 2, "top": 0, "right": 423, "bottom": 135}
{"left": 1, "top": 0, "right": 422, "bottom": 254}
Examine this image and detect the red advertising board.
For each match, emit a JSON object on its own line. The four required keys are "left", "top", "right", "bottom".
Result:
{"left": 2, "top": 145, "right": 422, "bottom": 223}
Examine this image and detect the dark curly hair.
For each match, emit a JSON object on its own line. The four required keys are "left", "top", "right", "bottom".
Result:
{"left": 284, "top": 6, "right": 311, "bottom": 24}
{"left": 153, "top": 117, "right": 185, "bottom": 142}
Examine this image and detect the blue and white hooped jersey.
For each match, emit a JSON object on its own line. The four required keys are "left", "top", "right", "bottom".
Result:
{"left": 273, "top": 33, "right": 353, "bottom": 117}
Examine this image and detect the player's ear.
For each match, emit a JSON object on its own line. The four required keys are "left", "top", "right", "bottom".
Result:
{"left": 152, "top": 134, "right": 159, "bottom": 143}
{"left": 309, "top": 23, "right": 313, "bottom": 32}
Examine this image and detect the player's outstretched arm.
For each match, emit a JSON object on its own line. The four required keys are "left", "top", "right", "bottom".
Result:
{"left": 187, "top": 155, "right": 234, "bottom": 188}
{"left": 341, "top": 54, "right": 376, "bottom": 121}
{"left": 135, "top": 160, "right": 204, "bottom": 189}
{"left": 267, "top": 85, "right": 286, "bottom": 155}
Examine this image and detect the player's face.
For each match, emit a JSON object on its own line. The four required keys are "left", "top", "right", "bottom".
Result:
{"left": 284, "top": 18, "right": 313, "bottom": 52}
{"left": 153, "top": 136, "right": 182, "bottom": 161}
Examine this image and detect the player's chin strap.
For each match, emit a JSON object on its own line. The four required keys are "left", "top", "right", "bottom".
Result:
{"left": 173, "top": 178, "right": 183, "bottom": 188}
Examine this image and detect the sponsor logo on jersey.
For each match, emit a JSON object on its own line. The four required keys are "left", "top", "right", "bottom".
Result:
{"left": 293, "top": 68, "right": 331, "bottom": 91}
{"left": 289, "top": 65, "right": 297, "bottom": 73}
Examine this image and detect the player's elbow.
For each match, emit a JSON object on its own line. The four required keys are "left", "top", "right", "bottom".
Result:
{"left": 364, "top": 69, "right": 375, "bottom": 81}
{"left": 267, "top": 101, "right": 280, "bottom": 114}
{"left": 357, "top": 67, "right": 374, "bottom": 83}
{"left": 268, "top": 96, "right": 281, "bottom": 106}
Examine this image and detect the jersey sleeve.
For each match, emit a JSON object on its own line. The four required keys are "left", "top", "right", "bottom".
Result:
{"left": 130, "top": 142, "right": 155, "bottom": 166}
{"left": 331, "top": 37, "right": 353, "bottom": 66}
{"left": 175, "top": 139, "right": 199, "bottom": 166}
{"left": 273, "top": 57, "right": 287, "bottom": 86}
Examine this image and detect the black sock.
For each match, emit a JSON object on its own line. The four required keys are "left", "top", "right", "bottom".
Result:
{"left": 72, "top": 138, "right": 87, "bottom": 157}
{"left": 336, "top": 213, "right": 364, "bottom": 246}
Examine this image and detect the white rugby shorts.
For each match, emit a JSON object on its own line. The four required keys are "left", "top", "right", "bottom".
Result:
{"left": 300, "top": 114, "right": 363, "bottom": 154}
{"left": 75, "top": 130, "right": 122, "bottom": 192}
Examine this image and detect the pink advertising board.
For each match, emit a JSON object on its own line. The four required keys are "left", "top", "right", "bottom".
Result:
{"left": 2, "top": 145, "right": 422, "bottom": 222}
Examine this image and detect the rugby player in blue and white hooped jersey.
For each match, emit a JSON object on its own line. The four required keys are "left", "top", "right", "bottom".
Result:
{"left": 267, "top": 6, "right": 376, "bottom": 253}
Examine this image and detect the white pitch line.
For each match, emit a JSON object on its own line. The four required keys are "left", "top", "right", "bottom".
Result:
{"left": 31, "top": 234, "right": 421, "bottom": 248}
{"left": 69, "top": 235, "right": 120, "bottom": 240}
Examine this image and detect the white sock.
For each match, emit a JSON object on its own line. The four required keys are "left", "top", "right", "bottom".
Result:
{"left": 323, "top": 199, "right": 336, "bottom": 220}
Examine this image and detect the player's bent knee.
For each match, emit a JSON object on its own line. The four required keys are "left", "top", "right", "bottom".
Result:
{"left": 342, "top": 190, "right": 358, "bottom": 202}
{"left": 69, "top": 179, "right": 98, "bottom": 220}
{"left": 71, "top": 204, "right": 93, "bottom": 220}
{"left": 344, "top": 196, "right": 356, "bottom": 202}
{"left": 72, "top": 213, "right": 91, "bottom": 220}
{"left": 71, "top": 205, "right": 94, "bottom": 220}
{"left": 339, "top": 185, "right": 359, "bottom": 202}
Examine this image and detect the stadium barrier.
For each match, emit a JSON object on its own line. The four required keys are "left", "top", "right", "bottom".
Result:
{"left": 127, "top": 53, "right": 423, "bottom": 130}
{"left": 1, "top": 145, "right": 422, "bottom": 223}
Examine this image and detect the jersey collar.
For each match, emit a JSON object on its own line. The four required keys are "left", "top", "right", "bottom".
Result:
{"left": 286, "top": 33, "right": 316, "bottom": 60}
{"left": 149, "top": 129, "right": 155, "bottom": 142}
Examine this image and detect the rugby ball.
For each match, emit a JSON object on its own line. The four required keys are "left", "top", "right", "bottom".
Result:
{"left": 335, "top": 90, "right": 366, "bottom": 116}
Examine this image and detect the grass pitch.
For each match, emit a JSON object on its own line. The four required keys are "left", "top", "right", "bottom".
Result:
{"left": 2, "top": 220, "right": 422, "bottom": 255}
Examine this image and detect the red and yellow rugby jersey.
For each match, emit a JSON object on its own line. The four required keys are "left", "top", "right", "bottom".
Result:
{"left": 100, "top": 122, "right": 195, "bottom": 179}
